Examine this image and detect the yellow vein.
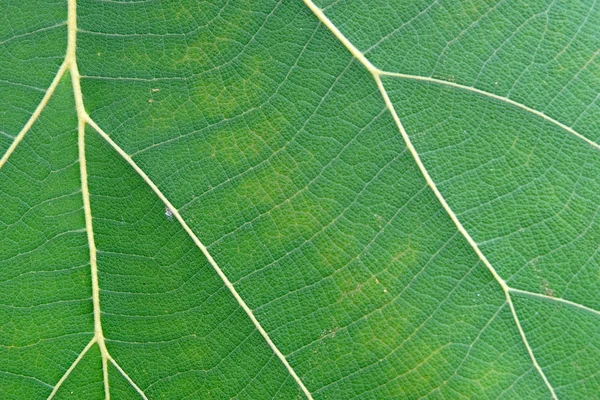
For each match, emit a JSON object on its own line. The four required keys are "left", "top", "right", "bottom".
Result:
{"left": 66, "top": 0, "right": 111, "bottom": 397}
{"left": 302, "top": 0, "right": 377, "bottom": 74}
{"left": 303, "top": 1, "right": 558, "bottom": 398}
{"left": 47, "top": 337, "right": 96, "bottom": 399}
{"left": 86, "top": 117, "right": 314, "bottom": 400}
{"left": 108, "top": 356, "right": 149, "bottom": 400}
{"left": 0, "top": 61, "right": 68, "bottom": 170}
{"left": 301, "top": 0, "right": 598, "bottom": 152}
{"left": 510, "top": 288, "right": 600, "bottom": 316}
{"left": 377, "top": 70, "right": 600, "bottom": 152}
{"left": 376, "top": 57, "right": 559, "bottom": 400}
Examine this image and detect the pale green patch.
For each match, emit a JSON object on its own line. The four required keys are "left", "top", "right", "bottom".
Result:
{"left": 0, "top": 0, "right": 598, "bottom": 398}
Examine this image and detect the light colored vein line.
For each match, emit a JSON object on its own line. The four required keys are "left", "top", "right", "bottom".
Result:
{"left": 0, "top": 79, "right": 45, "bottom": 92}
{"left": 47, "top": 337, "right": 96, "bottom": 399}
{"left": 108, "top": 356, "right": 149, "bottom": 400}
{"left": 303, "top": 1, "right": 558, "bottom": 398}
{"left": 509, "top": 288, "right": 600, "bottom": 316}
{"left": 375, "top": 68, "right": 558, "bottom": 400}
{"left": 0, "top": 370, "right": 52, "bottom": 389}
{"left": 0, "top": 22, "right": 67, "bottom": 46}
{"left": 0, "top": 130, "right": 14, "bottom": 139}
{"left": 86, "top": 117, "right": 314, "bottom": 400}
{"left": 430, "top": 303, "right": 506, "bottom": 399}
{"left": 0, "top": 61, "right": 68, "bottom": 170}
{"left": 377, "top": 70, "right": 600, "bottom": 151}
{"left": 66, "top": 0, "right": 111, "bottom": 398}
{"left": 79, "top": 74, "right": 186, "bottom": 82}
{"left": 301, "top": 0, "right": 598, "bottom": 152}
{"left": 301, "top": 0, "right": 377, "bottom": 74}
{"left": 78, "top": 28, "right": 187, "bottom": 38}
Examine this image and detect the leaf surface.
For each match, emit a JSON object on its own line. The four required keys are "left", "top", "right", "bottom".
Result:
{"left": 0, "top": 0, "right": 598, "bottom": 399}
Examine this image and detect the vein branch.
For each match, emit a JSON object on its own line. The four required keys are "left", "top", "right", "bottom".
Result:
{"left": 47, "top": 337, "right": 96, "bottom": 399}
{"left": 301, "top": 0, "right": 598, "bottom": 152}
{"left": 86, "top": 117, "right": 314, "bottom": 400}
{"left": 303, "top": 1, "right": 559, "bottom": 398}
{"left": 374, "top": 73, "right": 557, "bottom": 399}
{"left": 108, "top": 356, "right": 149, "bottom": 400}
{"left": 0, "top": 61, "right": 68, "bottom": 170}
{"left": 377, "top": 70, "right": 600, "bottom": 151}
{"left": 509, "top": 288, "right": 600, "bottom": 316}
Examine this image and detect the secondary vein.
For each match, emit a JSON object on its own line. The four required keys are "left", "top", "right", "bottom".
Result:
{"left": 302, "top": 1, "right": 560, "bottom": 398}
{"left": 87, "top": 117, "right": 315, "bottom": 400}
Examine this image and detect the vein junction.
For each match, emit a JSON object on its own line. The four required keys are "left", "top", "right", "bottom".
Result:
{"left": 1, "top": 0, "right": 313, "bottom": 398}
{"left": 0, "top": 0, "right": 597, "bottom": 399}
{"left": 45, "top": 1, "right": 149, "bottom": 399}
{"left": 301, "top": 0, "right": 569, "bottom": 399}
{"left": 0, "top": 0, "right": 148, "bottom": 398}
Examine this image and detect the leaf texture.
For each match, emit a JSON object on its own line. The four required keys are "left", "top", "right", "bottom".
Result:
{"left": 0, "top": 0, "right": 598, "bottom": 399}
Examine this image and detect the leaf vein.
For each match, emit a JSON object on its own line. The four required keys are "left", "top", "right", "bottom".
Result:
{"left": 303, "top": 1, "right": 561, "bottom": 398}
{"left": 86, "top": 117, "right": 314, "bottom": 399}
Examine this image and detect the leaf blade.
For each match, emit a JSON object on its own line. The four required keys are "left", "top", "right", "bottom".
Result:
{"left": 1, "top": 0, "right": 598, "bottom": 398}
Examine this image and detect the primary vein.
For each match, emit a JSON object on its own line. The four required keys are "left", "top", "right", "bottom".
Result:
{"left": 3, "top": 1, "right": 313, "bottom": 397}
{"left": 65, "top": 0, "right": 112, "bottom": 398}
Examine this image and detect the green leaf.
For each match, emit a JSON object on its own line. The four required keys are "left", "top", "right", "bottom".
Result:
{"left": 1, "top": 0, "right": 598, "bottom": 398}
